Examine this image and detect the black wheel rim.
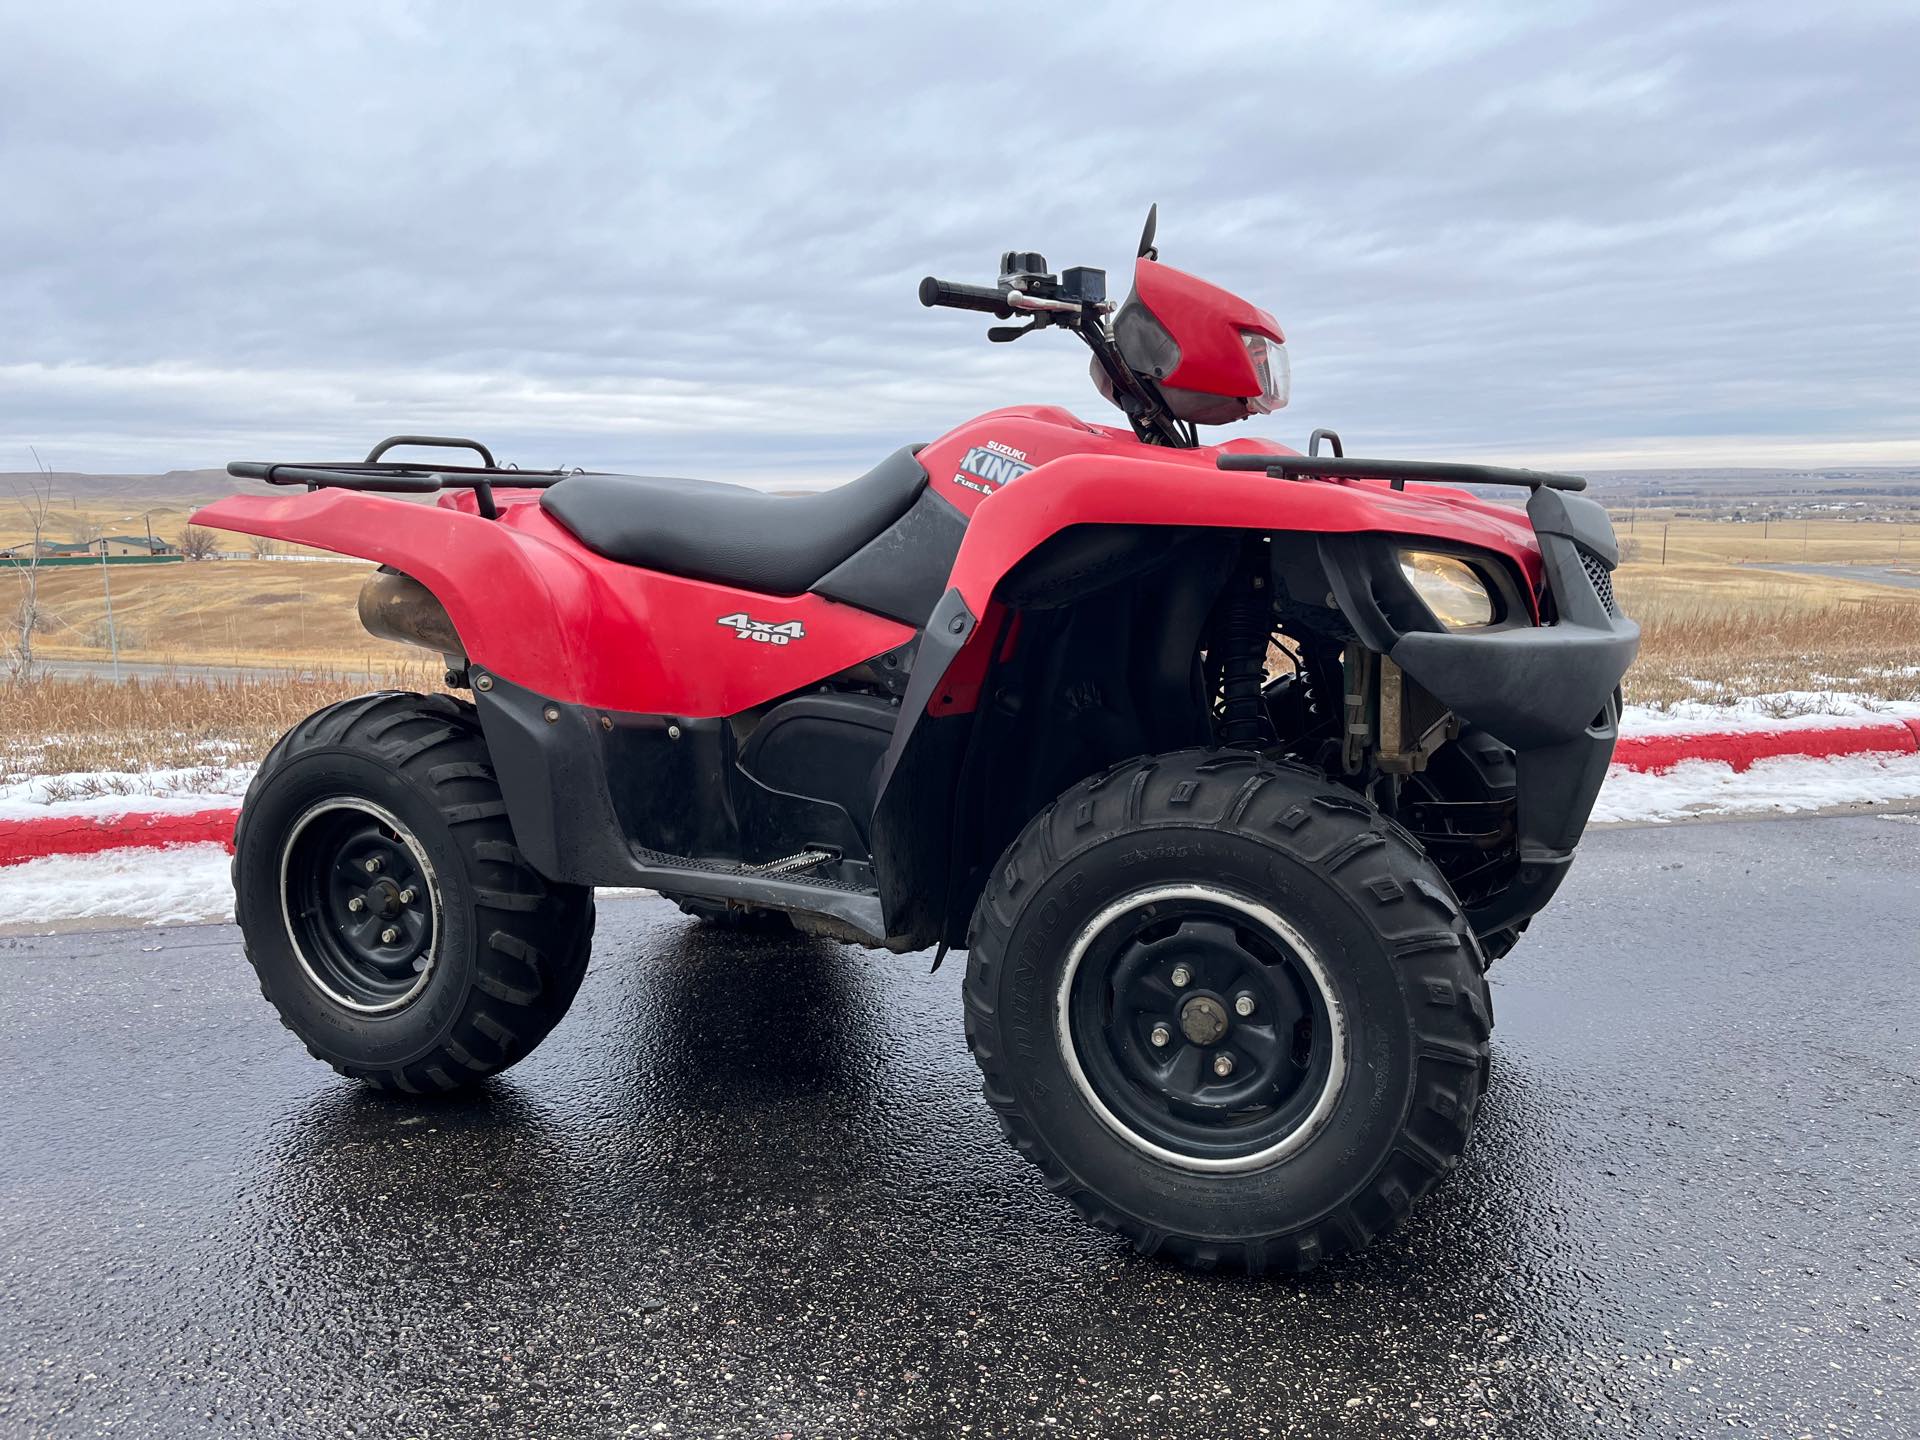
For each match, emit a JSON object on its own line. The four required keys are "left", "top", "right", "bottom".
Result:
{"left": 280, "top": 800, "right": 438, "bottom": 1013}
{"left": 1059, "top": 886, "right": 1344, "bottom": 1172}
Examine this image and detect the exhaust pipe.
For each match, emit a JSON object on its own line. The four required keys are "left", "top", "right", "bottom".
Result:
{"left": 358, "top": 568, "right": 463, "bottom": 658}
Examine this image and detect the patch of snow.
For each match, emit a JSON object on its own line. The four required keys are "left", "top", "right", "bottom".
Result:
{"left": 1593, "top": 752, "right": 1920, "bottom": 824}
{"left": 0, "top": 843, "right": 236, "bottom": 925}
{"left": 1620, "top": 693, "right": 1920, "bottom": 735}
{"left": 0, "top": 766, "right": 253, "bottom": 820}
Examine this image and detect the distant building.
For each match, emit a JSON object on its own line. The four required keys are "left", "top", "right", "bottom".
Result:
{"left": 98, "top": 534, "right": 176, "bottom": 556}
{"left": 10, "top": 536, "right": 178, "bottom": 559}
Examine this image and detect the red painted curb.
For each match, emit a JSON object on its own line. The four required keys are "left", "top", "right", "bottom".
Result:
{"left": 0, "top": 807, "right": 239, "bottom": 867}
{"left": 1613, "top": 720, "right": 1920, "bottom": 774}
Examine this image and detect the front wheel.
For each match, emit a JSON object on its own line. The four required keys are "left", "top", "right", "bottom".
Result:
{"left": 233, "top": 691, "right": 595, "bottom": 1093}
{"left": 964, "top": 749, "right": 1491, "bottom": 1274}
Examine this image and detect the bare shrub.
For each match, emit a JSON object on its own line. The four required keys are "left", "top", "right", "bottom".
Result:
{"left": 5, "top": 464, "right": 56, "bottom": 680}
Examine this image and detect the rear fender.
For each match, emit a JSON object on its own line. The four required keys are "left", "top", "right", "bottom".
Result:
{"left": 192, "top": 488, "right": 915, "bottom": 715}
{"left": 196, "top": 488, "right": 584, "bottom": 686}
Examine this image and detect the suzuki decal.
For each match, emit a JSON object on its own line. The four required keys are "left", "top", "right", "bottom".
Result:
{"left": 953, "top": 441, "right": 1033, "bottom": 493}
{"left": 716, "top": 612, "right": 806, "bottom": 646}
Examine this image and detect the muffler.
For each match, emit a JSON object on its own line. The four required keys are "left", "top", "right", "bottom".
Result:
{"left": 357, "top": 567, "right": 464, "bottom": 659}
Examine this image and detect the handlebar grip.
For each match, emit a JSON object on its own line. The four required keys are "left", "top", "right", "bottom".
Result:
{"left": 918, "top": 277, "right": 1013, "bottom": 318}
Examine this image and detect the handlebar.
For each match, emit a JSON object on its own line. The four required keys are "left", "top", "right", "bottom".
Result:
{"left": 918, "top": 277, "right": 1013, "bottom": 318}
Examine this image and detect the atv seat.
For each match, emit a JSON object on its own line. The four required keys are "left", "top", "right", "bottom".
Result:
{"left": 541, "top": 446, "right": 928, "bottom": 595}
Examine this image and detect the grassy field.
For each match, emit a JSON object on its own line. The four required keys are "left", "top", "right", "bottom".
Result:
{"left": 1614, "top": 512, "right": 1920, "bottom": 568}
{"left": 1608, "top": 516, "right": 1920, "bottom": 709}
{"left": 9, "top": 558, "right": 416, "bottom": 670}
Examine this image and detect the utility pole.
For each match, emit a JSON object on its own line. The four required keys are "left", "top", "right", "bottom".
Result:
{"left": 98, "top": 547, "right": 120, "bottom": 684}
{"left": 1661, "top": 523, "right": 1669, "bottom": 567}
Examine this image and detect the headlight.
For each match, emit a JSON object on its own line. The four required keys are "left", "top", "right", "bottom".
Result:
{"left": 1242, "top": 332, "right": 1290, "bottom": 413}
{"left": 1398, "top": 550, "right": 1494, "bottom": 628}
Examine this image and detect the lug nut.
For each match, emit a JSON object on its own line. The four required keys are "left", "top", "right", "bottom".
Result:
{"left": 1213, "top": 1054, "right": 1236, "bottom": 1078}
{"left": 1234, "top": 993, "right": 1256, "bottom": 1017}
{"left": 380, "top": 926, "right": 400, "bottom": 945}
{"left": 347, "top": 896, "right": 364, "bottom": 913}
{"left": 364, "top": 857, "right": 382, "bottom": 874}
{"left": 398, "top": 888, "right": 416, "bottom": 904}
{"left": 1170, "top": 965, "right": 1192, "bottom": 988}
{"left": 1149, "top": 1024, "right": 1172, "bottom": 1048}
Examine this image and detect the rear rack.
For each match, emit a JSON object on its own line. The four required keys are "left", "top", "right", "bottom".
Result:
{"left": 1217, "top": 448, "right": 1586, "bottom": 493}
{"left": 228, "top": 435, "right": 575, "bottom": 519}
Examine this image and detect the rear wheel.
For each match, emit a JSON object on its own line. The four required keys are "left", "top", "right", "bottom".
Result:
{"left": 233, "top": 691, "right": 595, "bottom": 1093}
{"left": 964, "top": 749, "right": 1491, "bottom": 1274}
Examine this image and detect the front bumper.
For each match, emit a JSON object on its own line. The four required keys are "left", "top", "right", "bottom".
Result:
{"left": 1322, "top": 486, "right": 1640, "bottom": 933}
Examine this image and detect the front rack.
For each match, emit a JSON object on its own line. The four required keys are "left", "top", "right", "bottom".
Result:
{"left": 1217, "top": 446, "right": 1586, "bottom": 494}
{"left": 228, "top": 435, "right": 575, "bottom": 519}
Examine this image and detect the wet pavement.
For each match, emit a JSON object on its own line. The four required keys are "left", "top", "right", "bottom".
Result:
{"left": 2, "top": 813, "right": 1918, "bottom": 1438}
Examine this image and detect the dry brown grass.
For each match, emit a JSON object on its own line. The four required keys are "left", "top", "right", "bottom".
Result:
{"left": 1621, "top": 586, "right": 1920, "bottom": 711}
{"left": 12, "top": 559, "right": 417, "bottom": 669}
{"left": 0, "top": 668, "right": 437, "bottom": 796}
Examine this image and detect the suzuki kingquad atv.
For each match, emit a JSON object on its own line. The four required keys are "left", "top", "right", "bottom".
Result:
{"left": 199, "top": 210, "right": 1637, "bottom": 1273}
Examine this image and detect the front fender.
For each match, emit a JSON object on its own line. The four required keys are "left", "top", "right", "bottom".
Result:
{"left": 944, "top": 452, "right": 1544, "bottom": 612}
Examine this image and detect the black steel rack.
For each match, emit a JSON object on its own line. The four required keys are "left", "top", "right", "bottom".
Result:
{"left": 228, "top": 435, "right": 575, "bottom": 519}
{"left": 1217, "top": 440, "right": 1585, "bottom": 494}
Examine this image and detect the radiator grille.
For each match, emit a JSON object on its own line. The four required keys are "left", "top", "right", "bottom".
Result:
{"left": 1580, "top": 549, "right": 1620, "bottom": 616}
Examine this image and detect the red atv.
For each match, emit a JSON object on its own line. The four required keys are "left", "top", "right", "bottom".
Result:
{"left": 199, "top": 211, "right": 1637, "bottom": 1272}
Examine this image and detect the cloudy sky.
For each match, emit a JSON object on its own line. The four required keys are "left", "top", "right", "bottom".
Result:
{"left": 2, "top": 1, "right": 1915, "bottom": 481}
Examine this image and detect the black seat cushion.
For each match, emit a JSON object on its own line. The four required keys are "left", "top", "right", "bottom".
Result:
{"left": 541, "top": 446, "right": 928, "bottom": 595}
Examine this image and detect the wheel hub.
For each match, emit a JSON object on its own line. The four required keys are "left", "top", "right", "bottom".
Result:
{"left": 1178, "top": 993, "right": 1230, "bottom": 1046}
{"left": 280, "top": 799, "right": 440, "bottom": 1014}
{"left": 1056, "top": 885, "right": 1347, "bottom": 1173}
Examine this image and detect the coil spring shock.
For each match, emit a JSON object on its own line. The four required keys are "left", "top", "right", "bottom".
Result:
{"left": 1214, "top": 564, "right": 1276, "bottom": 749}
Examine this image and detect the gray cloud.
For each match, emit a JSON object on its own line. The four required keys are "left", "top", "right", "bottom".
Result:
{"left": 2, "top": 0, "right": 1916, "bottom": 479}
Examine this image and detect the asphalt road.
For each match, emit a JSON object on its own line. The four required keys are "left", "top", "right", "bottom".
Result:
{"left": 1745, "top": 561, "right": 1920, "bottom": 592}
{"left": 3, "top": 814, "right": 1918, "bottom": 1438}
